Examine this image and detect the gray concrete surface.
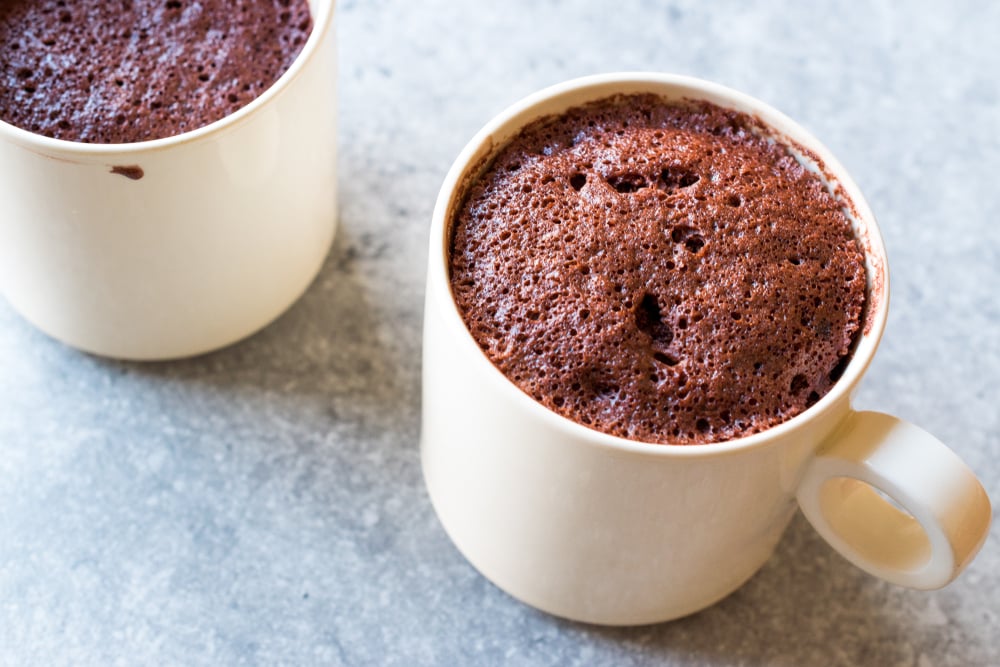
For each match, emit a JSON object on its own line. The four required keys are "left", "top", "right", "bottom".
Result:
{"left": 2, "top": 1, "right": 998, "bottom": 664}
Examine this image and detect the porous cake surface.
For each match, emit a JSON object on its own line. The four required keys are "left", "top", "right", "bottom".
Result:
{"left": 449, "top": 94, "right": 867, "bottom": 445}
{"left": 0, "top": 0, "right": 312, "bottom": 143}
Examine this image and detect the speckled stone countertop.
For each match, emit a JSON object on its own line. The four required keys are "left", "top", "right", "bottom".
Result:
{"left": 2, "top": 1, "right": 997, "bottom": 665}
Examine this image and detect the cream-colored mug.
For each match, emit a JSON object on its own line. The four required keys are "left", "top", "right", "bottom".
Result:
{"left": 0, "top": 0, "right": 337, "bottom": 360}
{"left": 421, "top": 73, "right": 991, "bottom": 626}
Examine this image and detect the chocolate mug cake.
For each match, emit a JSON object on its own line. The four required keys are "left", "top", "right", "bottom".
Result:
{"left": 0, "top": 0, "right": 312, "bottom": 143}
{"left": 449, "top": 94, "right": 866, "bottom": 444}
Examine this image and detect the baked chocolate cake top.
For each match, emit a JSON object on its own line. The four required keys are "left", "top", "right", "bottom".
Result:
{"left": 449, "top": 94, "right": 867, "bottom": 445}
{"left": 0, "top": 0, "right": 312, "bottom": 143}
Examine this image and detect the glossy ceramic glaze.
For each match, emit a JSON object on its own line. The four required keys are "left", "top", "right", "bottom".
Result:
{"left": 421, "top": 73, "right": 991, "bottom": 625}
{"left": 0, "top": 0, "right": 337, "bottom": 360}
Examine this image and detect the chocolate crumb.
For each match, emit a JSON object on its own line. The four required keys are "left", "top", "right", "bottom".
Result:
{"left": 110, "top": 165, "right": 144, "bottom": 180}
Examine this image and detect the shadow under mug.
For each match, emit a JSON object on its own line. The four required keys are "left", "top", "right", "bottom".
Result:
{"left": 0, "top": 0, "right": 338, "bottom": 360}
{"left": 421, "top": 73, "right": 991, "bottom": 626}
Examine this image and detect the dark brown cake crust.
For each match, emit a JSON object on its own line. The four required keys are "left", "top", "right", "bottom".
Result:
{"left": 0, "top": 0, "right": 311, "bottom": 143}
{"left": 449, "top": 94, "right": 867, "bottom": 445}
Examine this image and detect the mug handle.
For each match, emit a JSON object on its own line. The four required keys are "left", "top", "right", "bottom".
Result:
{"left": 796, "top": 410, "right": 991, "bottom": 589}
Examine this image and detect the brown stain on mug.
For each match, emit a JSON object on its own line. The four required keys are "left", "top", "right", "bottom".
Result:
{"left": 110, "top": 165, "right": 144, "bottom": 180}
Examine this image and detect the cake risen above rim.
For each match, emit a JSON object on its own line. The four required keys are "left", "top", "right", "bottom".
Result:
{"left": 449, "top": 94, "right": 867, "bottom": 445}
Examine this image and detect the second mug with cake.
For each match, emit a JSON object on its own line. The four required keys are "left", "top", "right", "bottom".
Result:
{"left": 0, "top": 0, "right": 337, "bottom": 359}
{"left": 421, "top": 73, "right": 990, "bottom": 625}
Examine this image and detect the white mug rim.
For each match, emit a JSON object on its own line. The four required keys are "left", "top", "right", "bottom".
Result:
{"left": 429, "top": 72, "right": 890, "bottom": 460}
{"left": 0, "top": 0, "right": 336, "bottom": 156}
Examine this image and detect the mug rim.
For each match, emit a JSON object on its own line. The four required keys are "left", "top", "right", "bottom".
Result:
{"left": 429, "top": 71, "right": 891, "bottom": 459}
{"left": 0, "top": 0, "right": 336, "bottom": 156}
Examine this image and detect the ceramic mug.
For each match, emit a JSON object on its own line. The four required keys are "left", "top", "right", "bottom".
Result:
{"left": 421, "top": 73, "right": 991, "bottom": 626}
{"left": 0, "top": 0, "right": 337, "bottom": 360}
